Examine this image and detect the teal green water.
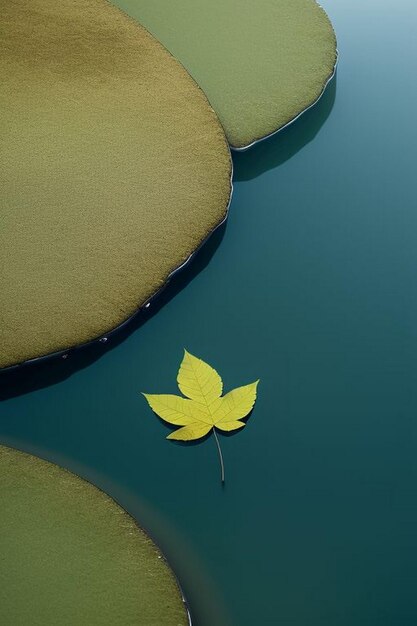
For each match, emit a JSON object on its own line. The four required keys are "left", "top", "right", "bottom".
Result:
{"left": 2, "top": 1, "right": 417, "bottom": 624}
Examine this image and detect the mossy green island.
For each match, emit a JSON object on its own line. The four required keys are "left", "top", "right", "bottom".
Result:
{"left": 0, "top": 445, "right": 189, "bottom": 625}
{"left": 0, "top": 0, "right": 231, "bottom": 369}
{"left": 111, "top": 0, "right": 337, "bottom": 148}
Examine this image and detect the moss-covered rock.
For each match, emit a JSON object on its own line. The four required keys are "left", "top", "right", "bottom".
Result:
{"left": 0, "top": 0, "right": 231, "bottom": 369}
{"left": 111, "top": 0, "right": 337, "bottom": 148}
{"left": 0, "top": 445, "right": 189, "bottom": 625}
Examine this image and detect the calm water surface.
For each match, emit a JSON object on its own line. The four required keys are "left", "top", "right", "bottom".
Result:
{"left": 2, "top": 1, "right": 417, "bottom": 624}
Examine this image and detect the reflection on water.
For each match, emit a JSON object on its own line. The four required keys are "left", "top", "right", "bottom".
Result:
{"left": 233, "top": 73, "right": 337, "bottom": 181}
{"left": 0, "top": 223, "right": 227, "bottom": 401}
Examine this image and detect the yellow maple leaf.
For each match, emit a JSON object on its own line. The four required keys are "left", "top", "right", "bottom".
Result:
{"left": 143, "top": 350, "right": 259, "bottom": 482}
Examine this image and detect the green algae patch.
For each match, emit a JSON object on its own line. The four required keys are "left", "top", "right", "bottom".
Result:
{"left": 0, "top": 0, "right": 231, "bottom": 369}
{"left": 0, "top": 445, "right": 189, "bottom": 625}
{"left": 110, "top": 0, "right": 337, "bottom": 149}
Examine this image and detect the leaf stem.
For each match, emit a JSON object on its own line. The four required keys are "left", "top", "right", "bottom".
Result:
{"left": 213, "top": 429, "right": 225, "bottom": 484}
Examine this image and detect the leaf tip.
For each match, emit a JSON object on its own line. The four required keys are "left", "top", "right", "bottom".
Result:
{"left": 180, "top": 348, "right": 191, "bottom": 368}
{"left": 166, "top": 430, "right": 184, "bottom": 441}
{"left": 142, "top": 392, "right": 155, "bottom": 407}
{"left": 183, "top": 348, "right": 198, "bottom": 363}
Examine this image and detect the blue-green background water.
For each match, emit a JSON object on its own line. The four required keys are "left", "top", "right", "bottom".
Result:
{"left": 2, "top": 0, "right": 417, "bottom": 623}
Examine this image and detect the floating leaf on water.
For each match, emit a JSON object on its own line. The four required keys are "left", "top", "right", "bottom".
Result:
{"left": 143, "top": 350, "right": 259, "bottom": 483}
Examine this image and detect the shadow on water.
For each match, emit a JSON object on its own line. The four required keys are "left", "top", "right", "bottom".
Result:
{"left": 1, "top": 76, "right": 337, "bottom": 401}
{"left": 232, "top": 73, "right": 337, "bottom": 181}
{"left": 0, "top": 222, "right": 227, "bottom": 401}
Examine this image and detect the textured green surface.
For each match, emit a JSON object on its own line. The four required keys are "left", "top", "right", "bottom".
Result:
{"left": 3, "top": 0, "right": 417, "bottom": 624}
{"left": 0, "top": 445, "right": 188, "bottom": 625}
{"left": 111, "top": 0, "right": 337, "bottom": 148}
{"left": 0, "top": 0, "right": 231, "bottom": 369}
